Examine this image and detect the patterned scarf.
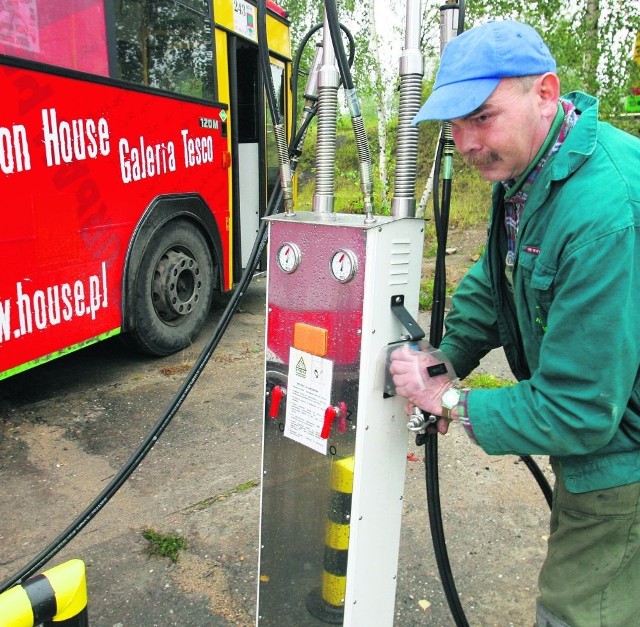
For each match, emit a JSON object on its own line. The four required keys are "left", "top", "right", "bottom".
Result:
{"left": 503, "top": 99, "right": 579, "bottom": 287}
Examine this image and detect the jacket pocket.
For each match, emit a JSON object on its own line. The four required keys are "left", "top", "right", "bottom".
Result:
{"left": 516, "top": 250, "right": 556, "bottom": 337}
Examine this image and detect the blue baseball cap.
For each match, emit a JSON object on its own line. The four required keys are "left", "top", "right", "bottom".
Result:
{"left": 413, "top": 20, "right": 556, "bottom": 123}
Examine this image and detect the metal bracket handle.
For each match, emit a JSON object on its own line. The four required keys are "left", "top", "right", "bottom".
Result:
{"left": 390, "top": 294, "right": 425, "bottom": 342}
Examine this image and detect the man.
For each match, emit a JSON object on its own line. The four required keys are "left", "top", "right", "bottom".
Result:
{"left": 390, "top": 20, "right": 640, "bottom": 626}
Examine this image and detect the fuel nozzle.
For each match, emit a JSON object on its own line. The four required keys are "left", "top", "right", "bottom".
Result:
{"left": 303, "top": 43, "right": 323, "bottom": 103}
{"left": 407, "top": 406, "right": 434, "bottom": 433}
{"left": 312, "top": 11, "right": 340, "bottom": 217}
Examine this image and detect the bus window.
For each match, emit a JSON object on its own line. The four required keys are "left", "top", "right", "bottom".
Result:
{"left": 236, "top": 45, "right": 259, "bottom": 142}
{"left": 0, "top": 0, "right": 109, "bottom": 75}
{"left": 111, "top": 0, "right": 215, "bottom": 101}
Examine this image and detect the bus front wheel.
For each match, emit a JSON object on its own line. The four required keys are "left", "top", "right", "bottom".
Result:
{"left": 127, "top": 219, "right": 215, "bottom": 356}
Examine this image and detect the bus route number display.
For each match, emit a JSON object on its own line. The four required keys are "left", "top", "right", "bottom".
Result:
{"left": 233, "top": 0, "right": 257, "bottom": 42}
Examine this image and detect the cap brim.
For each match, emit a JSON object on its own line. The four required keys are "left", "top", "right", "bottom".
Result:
{"left": 412, "top": 77, "right": 501, "bottom": 123}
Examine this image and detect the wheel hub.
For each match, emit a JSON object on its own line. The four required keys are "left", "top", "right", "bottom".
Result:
{"left": 152, "top": 249, "right": 202, "bottom": 322}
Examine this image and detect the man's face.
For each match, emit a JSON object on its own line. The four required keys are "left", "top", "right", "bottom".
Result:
{"left": 449, "top": 77, "right": 552, "bottom": 182}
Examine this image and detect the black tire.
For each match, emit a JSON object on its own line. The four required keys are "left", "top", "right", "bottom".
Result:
{"left": 126, "top": 219, "right": 215, "bottom": 356}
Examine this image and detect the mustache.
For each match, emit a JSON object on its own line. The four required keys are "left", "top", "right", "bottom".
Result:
{"left": 462, "top": 150, "right": 501, "bottom": 167}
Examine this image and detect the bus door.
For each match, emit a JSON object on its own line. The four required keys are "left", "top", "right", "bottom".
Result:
{"left": 228, "top": 37, "right": 286, "bottom": 278}
{"left": 229, "top": 38, "right": 262, "bottom": 276}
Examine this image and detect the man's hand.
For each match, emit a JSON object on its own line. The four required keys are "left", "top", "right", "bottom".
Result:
{"left": 389, "top": 344, "right": 455, "bottom": 417}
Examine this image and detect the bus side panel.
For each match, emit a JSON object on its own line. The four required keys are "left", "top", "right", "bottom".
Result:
{"left": 0, "top": 63, "right": 230, "bottom": 376}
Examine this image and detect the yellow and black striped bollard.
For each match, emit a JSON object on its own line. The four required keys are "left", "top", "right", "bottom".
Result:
{"left": 307, "top": 456, "right": 354, "bottom": 624}
{"left": 0, "top": 559, "right": 88, "bottom": 627}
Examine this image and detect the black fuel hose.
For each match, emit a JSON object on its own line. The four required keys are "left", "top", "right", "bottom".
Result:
{"left": 0, "top": 179, "right": 285, "bottom": 594}
{"left": 520, "top": 453, "right": 553, "bottom": 508}
{"left": 257, "top": 0, "right": 281, "bottom": 127}
{"left": 290, "top": 21, "right": 355, "bottom": 143}
{"left": 324, "top": 0, "right": 354, "bottom": 91}
{"left": 426, "top": 126, "right": 470, "bottom": 627}
{"left": 423, "top": 4, "right": 551, "bottom": 623}
{"left": 0, "top": 2, "right": 300, "bottom": 593}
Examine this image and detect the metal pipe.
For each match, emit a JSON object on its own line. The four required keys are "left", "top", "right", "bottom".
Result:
{"left": 325, "top": 0, "right": 376, "bottom": 223}
{"left": 391, "top": 0, "right": 424, "bottom": 218}
{"left": 312, "top": 11, "right": 340, "bottom": 217}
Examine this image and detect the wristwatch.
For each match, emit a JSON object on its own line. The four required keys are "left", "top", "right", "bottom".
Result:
{"left": 440, "top": 387, "right": 461, "bottom": 420}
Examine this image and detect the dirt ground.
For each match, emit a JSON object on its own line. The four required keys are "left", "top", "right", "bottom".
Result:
{"left": 0, "top": 226, "right": 553, "bottom": 626}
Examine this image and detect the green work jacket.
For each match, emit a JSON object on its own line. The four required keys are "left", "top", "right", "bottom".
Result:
{"left": 439, "top": 92, "right": 640, "bottom": 493}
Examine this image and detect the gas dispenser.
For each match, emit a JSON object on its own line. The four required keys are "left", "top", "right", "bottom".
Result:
{"left": 259, "top": 214, "right": 424, "bottom": 625}
{"left": 257, "top": 1, "right": 425, "bottom": 624}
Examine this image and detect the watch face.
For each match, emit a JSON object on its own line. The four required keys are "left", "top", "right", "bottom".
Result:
{"left": 441, "top": 388, "right": 460, "bottom": 409}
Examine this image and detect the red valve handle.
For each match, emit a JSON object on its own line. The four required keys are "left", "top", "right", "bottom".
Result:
{"left": 269, "top": 385, "right": 285, "bottom": 419}
{"left": 321, "top": 406, "right": 338, "bottom": 439}
{"left": 321, "top": 403, "right": 348, "bottom": 439}
{"left": 337, "top": 401, "right": 347, "bottom": 434}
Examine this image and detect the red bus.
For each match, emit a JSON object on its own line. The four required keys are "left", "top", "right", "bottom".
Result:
{"left": 0, "top": 0, "right": 291, "bottom": 379}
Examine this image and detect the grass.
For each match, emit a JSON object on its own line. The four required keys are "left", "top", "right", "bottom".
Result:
{"left": 183, "top": 478, "right": 260, "bottom": 513}
{"left": 419, "top": 278, "right": 456, "bottom": 311}
{"left": 462, "top": 372, "right": 515, "bottom": 389}
{"left": 141, "top": 528, "right": 188, "bottom": 562}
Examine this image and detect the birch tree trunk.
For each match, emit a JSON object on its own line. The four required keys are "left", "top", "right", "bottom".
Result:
{"left": 365, "top": 0, "right": 389, "bottom": 205}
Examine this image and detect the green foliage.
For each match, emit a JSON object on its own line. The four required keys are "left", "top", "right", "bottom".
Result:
{"left": 182, "top": 478, "right": 260, "bottom": 513}
{"left": 419, "top": 278, "right": 456, "bottom": 311}
{"left": 464, "top": 1, "right": 640, "bottom": 119}
{"left": 448, "top": 167, "right": 492, "bottom": 228}
{"left": 284, "top": 0, "right": 639, "bottom": 184}
{"left": 462, "top": 372, "right": 515, "bottom": 389}
{"left": 142, "top": 528, "right": 188, "bottom": 563}
{"left": 287, "top": 1, "right": 639, "bottom": 229}
{"left": 295, "top": 105, "right": 492, "bottom": 223}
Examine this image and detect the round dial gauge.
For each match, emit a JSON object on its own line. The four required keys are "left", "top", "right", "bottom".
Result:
{"left": 330, "top": 249, "right": 358, "bottom": 283}
{"left": 276, "top": 242, "right": 302, "bottom": 274}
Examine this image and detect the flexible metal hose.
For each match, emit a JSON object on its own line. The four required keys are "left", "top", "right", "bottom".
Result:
{"left": 393, "top": 72, "right": 422, "bottom": 200}
{"left": 313, "top": 82, "right": 339, "bottom": 210}
{"left": 391, "top": 0, "right": 423, "bottom": 218}
{"left": 274, "top": 123, "right": 294, "bottom": 215}
{"left": 350, "top": 112, "right": 375, "bottom": 217}
{"left": 325, "top": 0, "right": 375, "bottom": 221}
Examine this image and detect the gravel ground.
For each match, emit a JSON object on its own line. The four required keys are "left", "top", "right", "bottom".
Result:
{"left": 0, "top": 275, "right": 552, "bottom": 626}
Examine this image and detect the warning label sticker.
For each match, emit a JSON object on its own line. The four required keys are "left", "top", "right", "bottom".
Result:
{"left": 284, "top": 348, "right": 333, "bottom": 455}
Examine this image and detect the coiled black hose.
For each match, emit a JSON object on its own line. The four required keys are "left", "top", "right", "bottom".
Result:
{"left": 0, "top": 182, "right": 286, "bottom": 595}
{"left": 423, "top": 4, "right": 551, "bottom": 625}
{"left": 0, "top": 1, "right": 318, "bottom": 594}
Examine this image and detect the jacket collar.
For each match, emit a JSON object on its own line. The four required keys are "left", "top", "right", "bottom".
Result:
{"left": 547, "top": 91, "right": 599, "bottom": 181}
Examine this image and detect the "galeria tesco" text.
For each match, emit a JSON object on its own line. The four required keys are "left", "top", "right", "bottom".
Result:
{"left": 0, "top": 108, "right": 217, "bottom": 184}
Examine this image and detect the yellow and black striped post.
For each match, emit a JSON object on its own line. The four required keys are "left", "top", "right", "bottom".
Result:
{"left": 0, "top": 559, "right": 88, "bottom": 627}
{"left": 307, "top": 456, "right": 354, "bottom": 624}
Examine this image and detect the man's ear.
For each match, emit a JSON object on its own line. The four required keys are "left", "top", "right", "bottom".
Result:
{"left": 537, "top": 72, "right": 561, "bottom": 116}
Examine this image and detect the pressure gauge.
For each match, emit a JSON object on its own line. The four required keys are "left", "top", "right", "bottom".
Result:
{"left": 276, "top": 242, "right": 302, "bottom": 274}
{"left": 330, "top": 249, "right": 358, "bottom": 283}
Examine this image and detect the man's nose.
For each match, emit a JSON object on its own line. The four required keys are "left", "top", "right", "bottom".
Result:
{"left": 450, "top": 125, "right": 480, "bottom": 154}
